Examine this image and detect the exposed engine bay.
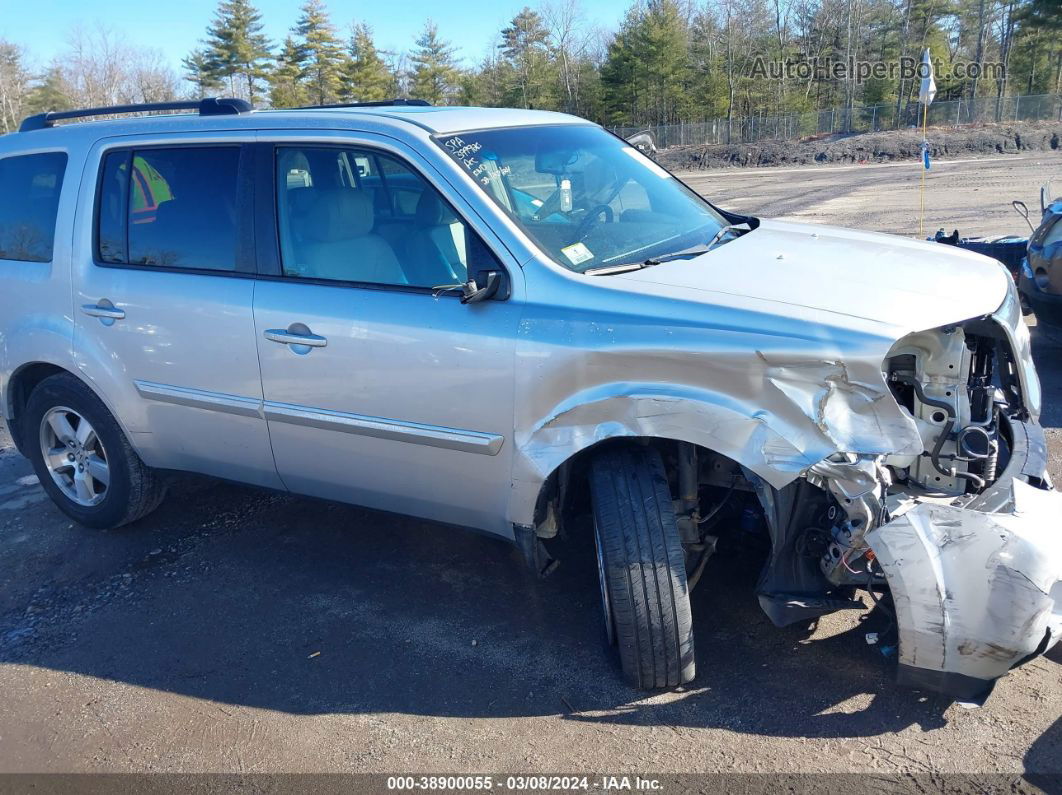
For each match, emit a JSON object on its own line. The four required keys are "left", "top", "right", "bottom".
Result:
{"left": 675, "top": 311, "right": 1060, "bottom": 703}
{"left": 814, "top": 316, "right": 1028, "bottom": 591}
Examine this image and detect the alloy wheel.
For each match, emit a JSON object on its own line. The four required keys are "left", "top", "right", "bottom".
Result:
{"left": 38, "top": 406, "right": 110, "bottom": 507}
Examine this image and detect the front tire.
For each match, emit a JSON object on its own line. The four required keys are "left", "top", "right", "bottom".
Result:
{"left": 23, "top": 373, "right": 166, "bottom": 529}
{"left": 589, "top": 446, "right": 696, "bottom": 689}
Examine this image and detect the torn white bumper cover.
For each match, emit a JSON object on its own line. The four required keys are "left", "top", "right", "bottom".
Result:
{"left": 868, "top": 419, "right": 1062, "bottom": 702}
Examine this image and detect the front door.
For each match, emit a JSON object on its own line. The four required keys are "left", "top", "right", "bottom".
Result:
{"left": 73, "top": 139, "right": 281, "bottom": 489}
{"left": 252, "top": 140, "right": 519, "bottom": 534}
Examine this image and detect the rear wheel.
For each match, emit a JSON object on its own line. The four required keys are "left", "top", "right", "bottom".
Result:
{"left": 23, "top": 373, "right": 166, "bottom": 529}
{"left": 589, "top": 446, "right": 695, "bottom": 689}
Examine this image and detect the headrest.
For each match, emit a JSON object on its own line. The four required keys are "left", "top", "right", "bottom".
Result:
{"left": 304, "top": 189, "right": 374, "bottom": 242}
{"left": 415, "top": 190, "right": 457, "bottom": 227}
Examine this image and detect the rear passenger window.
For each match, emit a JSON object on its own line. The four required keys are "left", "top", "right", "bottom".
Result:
{"left": 0, "top": 152, "right": 68, "bottom": 263}
{"left": 96, "top": 147, "right": 240, "bottom": 271}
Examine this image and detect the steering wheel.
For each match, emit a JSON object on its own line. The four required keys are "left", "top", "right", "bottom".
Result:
{"left": 573, "top": 204, "right": 614, "bottom": 241}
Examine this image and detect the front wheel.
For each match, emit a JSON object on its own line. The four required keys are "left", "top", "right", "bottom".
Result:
{"left": 589, "top": 446, "right": 695, "bottom": 689}
{"left": 23, "top": 373, "right": 166, "bottom": 529}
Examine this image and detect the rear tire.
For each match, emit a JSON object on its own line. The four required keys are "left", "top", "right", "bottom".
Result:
{"left": 23, "top": 373, "right": 166, "bottom": 529}
{"left": 589, "top": 446, "right": 695, "bottom": 689}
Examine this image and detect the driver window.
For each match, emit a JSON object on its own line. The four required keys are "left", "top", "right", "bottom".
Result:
{"left": 276, "top": 146, "right": 497, "bottom": 289}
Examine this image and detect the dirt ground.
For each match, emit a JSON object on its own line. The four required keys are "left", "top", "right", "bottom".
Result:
{"left": 1, "top": 156, "right": 1061, "bottom": 779}
{"left": 682, "top": 151, "right": 1061, "bottom": 239}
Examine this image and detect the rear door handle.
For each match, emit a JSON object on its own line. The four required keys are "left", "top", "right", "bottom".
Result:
{"left": 264, "top": 328, "right": 328, "bottom": 348}
{"left": 81, "top": 303, "right": 126, "bottom": 321}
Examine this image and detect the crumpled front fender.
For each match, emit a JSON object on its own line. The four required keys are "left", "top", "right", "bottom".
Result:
{"left": 868, "top": 422, "right": 1062, "bottom": 702}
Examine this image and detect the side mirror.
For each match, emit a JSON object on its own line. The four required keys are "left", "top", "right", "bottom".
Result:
{"left": 460, "top": 270, "right": 507, "bottom": 304}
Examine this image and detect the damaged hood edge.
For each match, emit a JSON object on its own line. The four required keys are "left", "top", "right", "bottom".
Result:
{"left": 611, "top": 218, "right": 1010, "bottom": 330}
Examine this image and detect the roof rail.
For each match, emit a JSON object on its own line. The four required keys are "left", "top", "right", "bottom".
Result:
{"left": 19, "top": 97, "right": 253, "bottom": 132}
{"left": 292, "top": 99, "right": 431, "bottom": 110}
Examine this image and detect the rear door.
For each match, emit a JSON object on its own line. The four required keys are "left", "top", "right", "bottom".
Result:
{"left": 251, "top": 134, "right": 520, "bottom": 534}
{"left": 73, "top": 136, "right": 281, "bottom": 488}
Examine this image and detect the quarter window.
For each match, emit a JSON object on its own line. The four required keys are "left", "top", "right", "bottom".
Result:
{"left": 96, "top": 147, "right": 241, "bottom": 271}
{"left": 0, "top": 152, "right": 68, "bottom": 263}
{"left": 275, "top": 146, "right": 497, "bottom": 288}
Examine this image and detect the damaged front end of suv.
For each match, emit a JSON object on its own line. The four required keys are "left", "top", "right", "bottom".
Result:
{"left": 449, "top": 121, "right": 1057, "bottom": 699}
{"left": 754, "top": 276, "right": 1061, "bottom": 703}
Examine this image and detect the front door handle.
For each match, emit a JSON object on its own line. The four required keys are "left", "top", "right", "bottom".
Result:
{"left": 264, "top": 325, "right": 328, "bottom": 349}
{"left": 81, "top": 301, "right": 125, "bottom": 324}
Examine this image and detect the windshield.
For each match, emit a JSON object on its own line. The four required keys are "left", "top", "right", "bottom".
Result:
{"left": 433, "top": 125, "right": 730, "bottom": 273}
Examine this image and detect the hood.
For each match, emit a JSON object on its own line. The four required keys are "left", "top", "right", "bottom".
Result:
{"left": 614, "top": 218, "right": 1010, "bottom": 330}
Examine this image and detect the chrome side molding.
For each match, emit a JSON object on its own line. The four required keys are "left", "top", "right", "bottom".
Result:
{"left": 133, "top": 381, "right": 263, "bottom": 418}
{"left": 262, "top": 401, "right": 504, "bottom": 455}
{"left": 133, "top": 380, "right": 504, "bottom": 456}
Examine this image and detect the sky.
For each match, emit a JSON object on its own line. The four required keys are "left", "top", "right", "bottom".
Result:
{"left": 1, "top": 0, "right": 625, "bottom": 73}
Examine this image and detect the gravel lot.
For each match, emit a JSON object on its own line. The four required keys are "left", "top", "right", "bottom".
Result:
{"left": 1, "top": 155, "right": 1060, "bottom": 778}
{"left": 683, "top": 152, "right": 1058, "bottom": 238}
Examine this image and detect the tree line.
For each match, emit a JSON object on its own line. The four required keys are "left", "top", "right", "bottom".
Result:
{"left": 2, "top": 0, "right": 1060, "bottom": 135}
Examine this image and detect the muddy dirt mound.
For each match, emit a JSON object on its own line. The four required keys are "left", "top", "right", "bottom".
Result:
{"left": 659, "top": 121, "right": 1062, "bottom": 170}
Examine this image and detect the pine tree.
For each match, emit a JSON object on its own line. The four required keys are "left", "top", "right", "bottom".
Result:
{"left": 1017, "top": 0, "right": 1062, "bottom": 29}
{"left": 24, "top": 65, "right": 73, "bottom": 115}
{"left": 500, "top": 7, "right": 553, "bottom": 109}
{"left": 599, "top": 9, "right": 641, "bottom": 124}
{"left": 460, "top": 50, "right": 510, "bottom": 107}
{"left": 341, "top": 23, "right": 392, "bottom": 102}
{"left": 600, "top": 0, "right": 692, "bottom": 126}
{"left": 182, "top": 48, "right": 223, "bottom": 98}
{"left": 410, "top": 21, "right": 459, "bottom": 105}
{"left": 269, "top": 36, "right": 309, "bottom": 108}
{"left": 202, "top": 0, "right": 272, "bottom": 104}
{"left": 295, "top": 0, "right": 344, "bottom": 106}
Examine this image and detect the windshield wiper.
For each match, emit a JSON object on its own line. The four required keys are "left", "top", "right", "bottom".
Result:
{"left": 585, "top": 244, "right": 715, "bottom": 275}
{"left": 584, "top": 261, "right": 650, "bottom": 276}
{"left": 584, "top": 222, "right": 753, "bottom": 275}
{"left": 643, "top": 244, "right": 713, "bottom": 266}
{"left": 584, "top": 244, "right": 710, "bottom": 275}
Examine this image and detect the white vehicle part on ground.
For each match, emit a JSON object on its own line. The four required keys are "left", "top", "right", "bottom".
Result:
{"left": 868, "top": 476, "right": 1062, "bottom": 703}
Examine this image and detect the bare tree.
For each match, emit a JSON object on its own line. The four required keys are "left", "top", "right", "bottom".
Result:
{"left": 62, "top": 25, "right": 180, "bottom": 108}
{"left": 542, "top": 0, "right": 593, "bottom": 112}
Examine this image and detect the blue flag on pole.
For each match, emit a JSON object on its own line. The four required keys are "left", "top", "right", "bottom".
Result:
{"left": 922, "top": 142, "right": 931, "bottom": 170}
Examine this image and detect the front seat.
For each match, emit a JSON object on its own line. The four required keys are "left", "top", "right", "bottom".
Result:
{"left": 298, "top": 189, "right": 407, "bottom": 284}
{"left": 404, "top": 191, "right": 466, "bottom": 287}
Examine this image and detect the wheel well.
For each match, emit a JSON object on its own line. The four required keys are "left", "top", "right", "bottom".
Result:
{"left": 5, "top": 363, "right": 69, "bottom": 453}
{"left": 531, "top": 437, "right": 747, "bottom": 540}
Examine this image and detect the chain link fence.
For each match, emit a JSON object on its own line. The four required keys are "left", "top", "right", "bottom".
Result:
{"left": 611, "top": 93, "right": 1062, "bottom": 149}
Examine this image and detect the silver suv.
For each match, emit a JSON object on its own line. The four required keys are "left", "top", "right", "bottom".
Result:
{"left": 1, "top": 98, "right": 1059, "bottom": 702}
